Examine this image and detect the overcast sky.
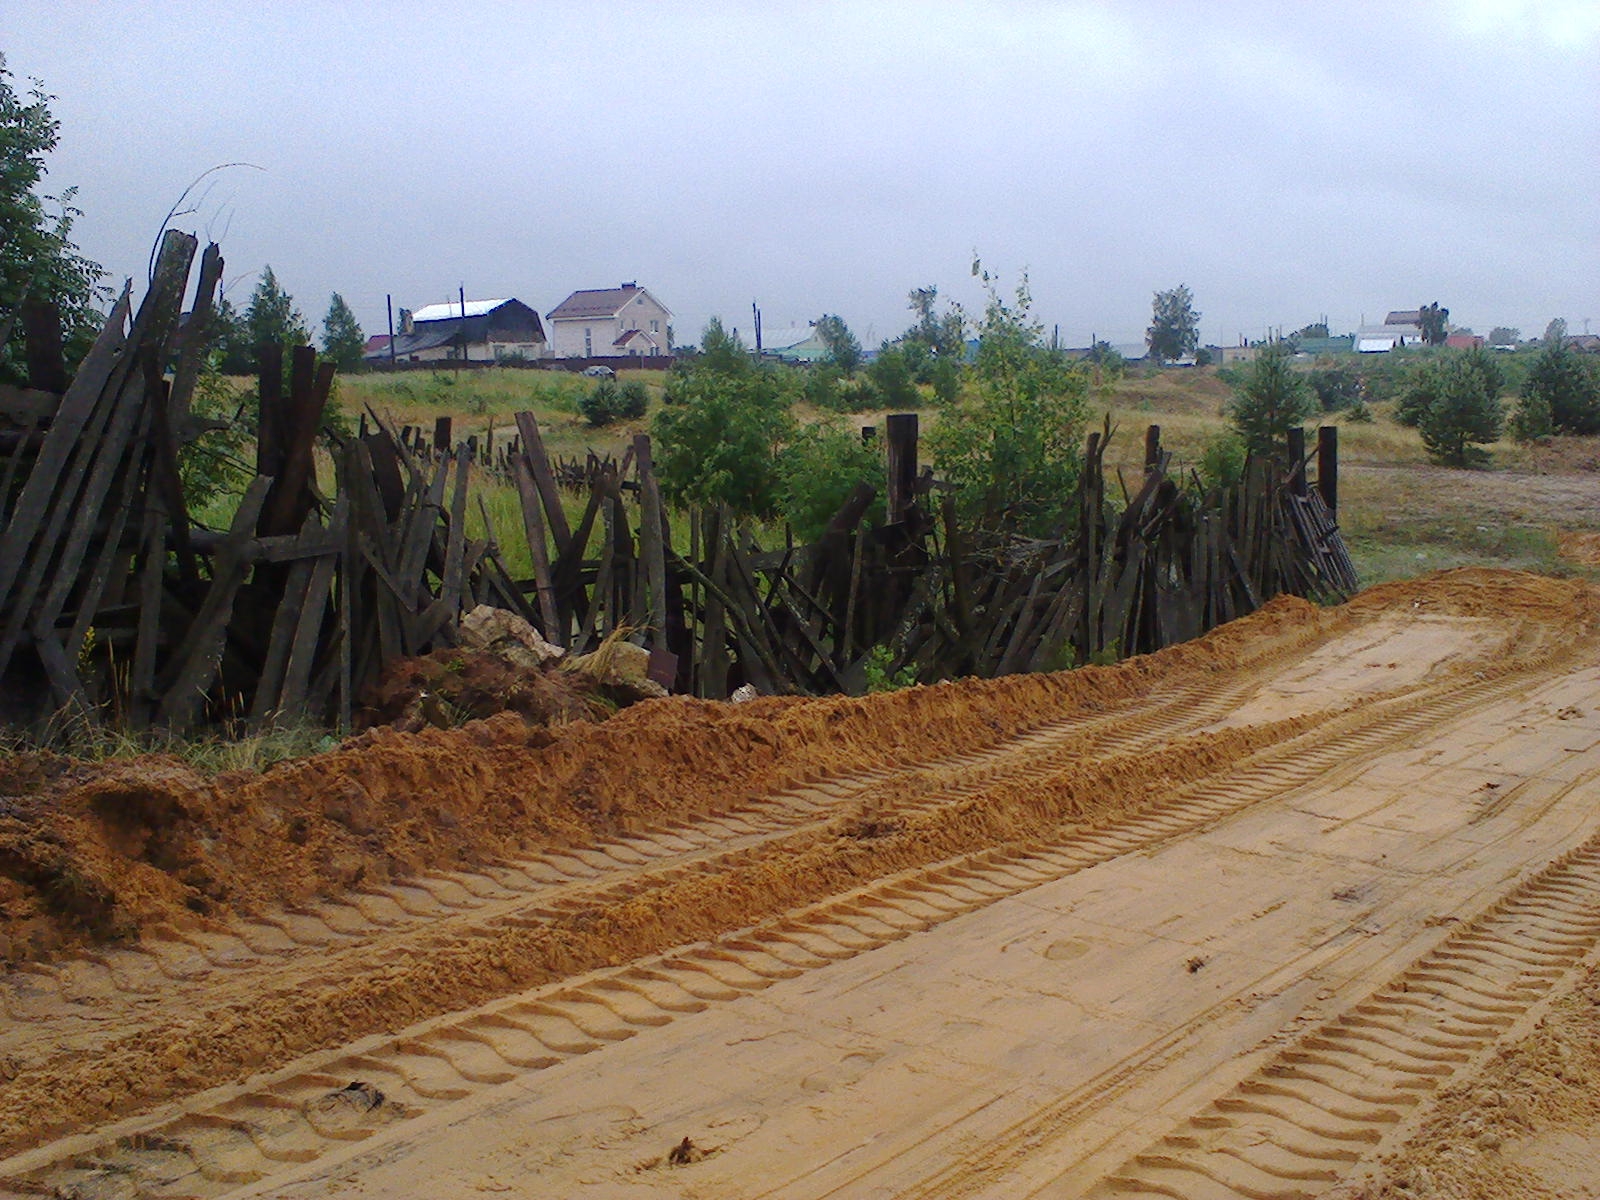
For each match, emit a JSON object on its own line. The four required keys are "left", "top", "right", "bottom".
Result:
{"left": 7, "top": 1, "right": 1597, "bottom": 350}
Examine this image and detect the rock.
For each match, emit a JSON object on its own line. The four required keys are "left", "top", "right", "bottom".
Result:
{"left": 564, "top": 640, "right": 668, "bottom": 700}
{"left": 459, "top": 605, "right": 564, "bottom": 668}
{"left": 730, "top": 684, "right": 760, "bottom": 703}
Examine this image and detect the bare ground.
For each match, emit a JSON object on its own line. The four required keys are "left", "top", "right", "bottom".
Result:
{"left": 2, "top": 569, "right": 1600, "bottom": 1198}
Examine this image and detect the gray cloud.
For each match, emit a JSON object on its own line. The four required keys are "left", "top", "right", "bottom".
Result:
{"left": 9, "top": 0, "right": 1597, "bottom": 348}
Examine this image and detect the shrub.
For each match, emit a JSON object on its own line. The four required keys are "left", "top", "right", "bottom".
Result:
{"left": 867, "top": 345, "right": 919, "bottom": 410}
{"left": 580, "top": 378, "right": 649, "bottom": 426}
{"left": 779, "top": 421, "right": 885, "bottom": 541}
{"left": 652, "top": 329, "right": 796, "bottom": 517}
{"left": 1521, "top": 338, "right": 1600, "bottom": 435}
{"left": 580, "top": 379, "right": 621, "bottom": 426}
{"left": 1307, "top": 364, "right": 1363, "bottom": 412}
{"left": 926, "top": 266, "right": 1089, "bottom": 535}
{"left": 1196, "top": 430, "right": 1246, "bottom": 491}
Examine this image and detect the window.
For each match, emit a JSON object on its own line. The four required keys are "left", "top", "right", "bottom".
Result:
{"left": 584, "top": 327, "right": 592, "bottom": 356}
{"left": 650, "top": 319, "right": 659, "bottom": 333}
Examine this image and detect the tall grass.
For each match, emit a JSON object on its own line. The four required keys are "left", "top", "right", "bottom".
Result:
{"left": 0, "top": 709, "right": 338, "bottom": 775}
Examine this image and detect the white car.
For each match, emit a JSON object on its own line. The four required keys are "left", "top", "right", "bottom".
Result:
{"left": 581, "top": 365, "right": 616, "bottom": 378}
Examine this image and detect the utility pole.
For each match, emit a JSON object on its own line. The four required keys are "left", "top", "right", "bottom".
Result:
{"left": 751, "top": 300, "right": 762, "bottom": 357}
{"left": 459, "top": 284, "right": 469, "bottom": 365}
{"left": 386, "top": 293, "right": 396, "bottom": 366}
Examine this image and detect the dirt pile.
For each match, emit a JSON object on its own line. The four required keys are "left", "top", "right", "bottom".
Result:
{"left": 0, "top": 569, "right": 1591, "bottom": 968}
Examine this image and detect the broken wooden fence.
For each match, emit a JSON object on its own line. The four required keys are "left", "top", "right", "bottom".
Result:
{"left": 0, "top": 233, "right": 1358, "bottom": 732}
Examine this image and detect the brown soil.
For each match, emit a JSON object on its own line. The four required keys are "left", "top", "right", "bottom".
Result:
{"left": 1, "top": 568, "right": 1599, "bottom": 1198}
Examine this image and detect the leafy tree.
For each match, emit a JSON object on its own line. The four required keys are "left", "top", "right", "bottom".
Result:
{"left": 1085, "top": 339, "right": 1127, "bottom": 380}
{"left": 779, "top": 420, "right": 884, "bottom": 540}
{"left": 696, "top": 315, "right": 750, "bottom": 374}
{"left": 205, "top": 294, "right": 254, "bottom": 375}
{"left": 867, "top": 344, "right": 919, "bottom": 409}
{"left": 321, "top": 292, "right": 365, "bottom": 371}
{"left": 1418, "top": 301, "right": 1449, "bottom": 346}
{"left": 1520, "top": 335, "right": 1600, "bottom": 435}
{"left": 1197, "top": 429, "right": 1247, "bottom": 491}
{"left": 1147, "top": 284, "right": 1200, "bottom": 364}
{"left": 0, "top": 54, "right": 105, "bottom": 385}
{"left": 1488, "top": 326, "right": 1521, "bottom": 347}
{"left": 1307, "top": 364, "right": 1363, "bottom": 412}
{"left": 1224, "top": 343, "right": 1314, "bottom": 455}
{"left": 904, "top": 285, "right": 966, "bottom": 361}
{"left": 926, "top": 264, "right": 1089, "bottom": 534}
{"left": 1417, "top": 353, "right": 1504, "bottom": 466}
{"left": 653, "top": 320, "right": 796, "bottom": 516}
{"left": 243, "top": 266, "right": 309, "bottom": 368}
{"left": 814, "top": 313, "right": 862, "bottom": 375}
{"left": 1545, "top": 317, "right": 1568, "bottom": 345}
{"left": 1295, "top": 321, "right": 1329, "bottom": 340}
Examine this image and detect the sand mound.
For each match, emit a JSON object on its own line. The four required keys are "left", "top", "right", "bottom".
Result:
{"left": 0, "top": 569, "right": 1584, "bottom": 967}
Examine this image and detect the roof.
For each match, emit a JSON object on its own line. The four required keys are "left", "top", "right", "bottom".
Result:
{"left": 548, "top": 285, "right": 672, "bottom": 321}
{"left": 1385, "top": 310, "right": 1422, "bottom": 326}
{"left": 413, "top": 298, "right": 514, "bottom": 322}
{"left": 365, "top": 325, "right": 466, "bottom": 359}
{"left": 1296, "top": 336, "right": 1354, "bottom": 355}
{"left": 364, "top": 334, "right": 391, "bottom": 354}
{"left": 613, "top": 329, "right": 661, "bottom": 349}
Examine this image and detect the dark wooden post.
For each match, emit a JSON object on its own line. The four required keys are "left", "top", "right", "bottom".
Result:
{"left": 1144, "top": 424, "right": 1162, "bottom": 472}
{"left": 885, "top": 412, "right": 918, "bottom": 524}
{"left": 433, "top": 416, "right": 452, "bottom": 454}
{"left": 1287, "top": 426, "right": 1308, "bottom": 497}
{"left": 861, "top": 425, "right": 876, "bottom": 444}
{"left": 1317, "top": 425, "right": 1338, "bottom": 515}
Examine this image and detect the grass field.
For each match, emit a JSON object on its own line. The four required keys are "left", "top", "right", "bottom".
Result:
{"left": 292, "top": 362, "right": 1600, "bottom": 591}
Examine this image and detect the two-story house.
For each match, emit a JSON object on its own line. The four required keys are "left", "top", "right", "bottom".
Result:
{"left": 546, "top": 284, "right": 672, "bottom": 358}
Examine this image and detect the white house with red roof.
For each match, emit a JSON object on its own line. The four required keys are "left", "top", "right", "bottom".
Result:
{"left": 546, "top": 283, "right": 672, "bottom": 358}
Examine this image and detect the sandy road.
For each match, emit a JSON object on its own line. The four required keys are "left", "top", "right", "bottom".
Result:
{"left": 3, "top": 571, "right": 1599, "bottom": 1198}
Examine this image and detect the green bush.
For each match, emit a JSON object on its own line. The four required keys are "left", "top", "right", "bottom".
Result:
{"left": 1307, "top": 364, "right": 1363, "bottom": 412}
{"left": 1521, "top": 338, "right": 1600, "bottom": 435}
{"left": 580, "top": 379, "right": 621, "bottom": 426}
{"left": 1196, "top": 430, "right": 1246, "bottom": 491}
{"left": 579, "top": 378, "right": 648, "bottom": 426}
{"left": 867, "top": 345, "right": 919, "bottom": 410}
{"left": 925, "top": 266, "right": 1089, "bottom": 535}
{"left": 653, "top": 324, "right": 797, "bottom": 517}
{"left": 779, "top": 421, "right": 885, "bottom": 541}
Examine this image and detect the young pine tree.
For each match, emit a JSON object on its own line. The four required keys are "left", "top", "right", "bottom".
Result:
{"left": 321, "top": 292, "right": 366, "bottom": 371}
{"left": 1224, "top": 343, "right": 1314, "bottom": 456}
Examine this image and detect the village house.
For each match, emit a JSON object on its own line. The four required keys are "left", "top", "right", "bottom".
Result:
{"left": 365, "top": 298, "right": 545, "bottom": 363}
{"left": 546, "top": 283, "right": 672, "bottom": 358}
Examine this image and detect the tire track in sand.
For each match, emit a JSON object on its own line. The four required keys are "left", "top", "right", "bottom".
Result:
{"left": 0, "top": 629, "right": 1576, "bottom": 1200}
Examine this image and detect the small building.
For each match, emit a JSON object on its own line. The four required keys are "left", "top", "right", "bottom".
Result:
{"left": 1385, "top": 310, "right": 1423, "bottom": 326}
{"left": 1445, "top": 333, "right": 1485, "bottom": 350}
{"left": 546, "top": 283, "right": 672, "bottom": 358}
{"left": 761, "top": 326, "right": 831, "bottom": 364}
{"left": 367, "top": 299, "right": 546, "bottom": 363}
{"left": 1566, "top": 334, "right": 1600, "bottom": 354}
{"left": 1356, "top": 324, "right": 1424, "bottom": 353}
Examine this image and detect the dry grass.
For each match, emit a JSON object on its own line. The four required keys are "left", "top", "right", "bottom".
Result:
{"left": 298, "top": 362, "right": 1600, "bottom": 600}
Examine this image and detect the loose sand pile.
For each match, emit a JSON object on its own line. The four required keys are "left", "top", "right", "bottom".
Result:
{"left": 0, "top": 570, "right": 1592, "bottom": 967}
